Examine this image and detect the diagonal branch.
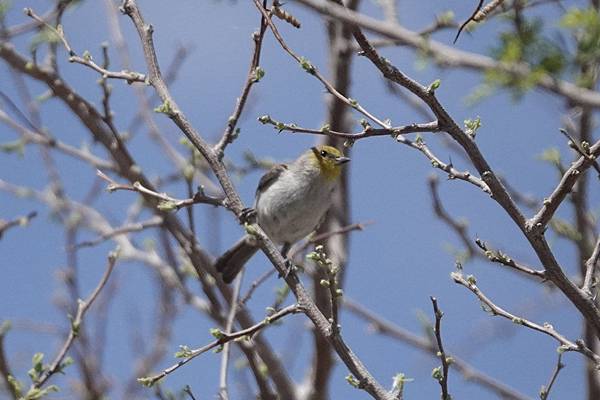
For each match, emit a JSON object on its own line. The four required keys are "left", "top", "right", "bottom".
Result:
{"left": 30, "top": 250, "right": 118, "bottom": 390}
{"left": 452, "top": 272, "right": 600, "bottom": 365}
{"left": 139, "top": 304, "right": 301, "bottom": 387}
{"left": 0, "top": 211, "right": 37, "bottom": 240}
{"left": 528, "top": 140, "right": 600, "bottom": 231}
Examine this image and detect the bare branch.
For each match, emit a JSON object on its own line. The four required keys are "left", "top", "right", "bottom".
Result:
{"left": 451, "top": 271, "right": 600, "bottom": 365}
{"left": 252, "top": 0, "right": 390, "bottom": 129}
{"left": 97, "top": 170, "right": 226, "bottom": 210}
{"left": 74, "top": 216, "right": 164, "bottom": 249}
{"left": 539, "top": 352, "right": 565, "bottom": 400}
{"left": 528, "top": 139, "right": 600, "bottom": 231}
{"left": 0, "top": 211, "right": 37, "bottom": 240}
{"left": 214, "top": 13, "right": 268, "bottom": 160}
{"left": 218, "top": 271, "right": 244, "bottom": 400}
{"left": 583, "top": 236, "right": 600, "bottom": 297}
{"left": 454, "top": 0, "right": 484, "bottom": 43}
{"left": 344, "top": 299, "right": 530, "bottom": 400}
{"left": 430, "top": 297, "right": 451, "bottom": 400}
{"left": 258, "top": 114, "right": 439, "bottom": 140}
{"left": 0, "top": 321, "right": 17, "bottom": 400}
{"left": 29, "top": 249, "right": 118, "bottom": 390}
{"left": 139, "top": 304, "right": 301, "bottom": 387}
{"left": 25, "top": 8, "right": 147, "bottom": 83}
{"left": 474, "top": 238, "right": 546, "bottom": 279}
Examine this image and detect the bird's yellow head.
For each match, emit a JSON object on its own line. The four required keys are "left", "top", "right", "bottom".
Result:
{"left": 308, "top": 145, "right": 350, "bottom": 180}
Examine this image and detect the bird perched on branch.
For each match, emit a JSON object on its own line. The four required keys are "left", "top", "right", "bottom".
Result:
{"left": 216, "top": 145, "right": 350, "bottom": 283}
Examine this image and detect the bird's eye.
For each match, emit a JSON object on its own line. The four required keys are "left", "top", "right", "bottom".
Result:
{"left": 320, "top": 150, "right": 328, "bottom": 157}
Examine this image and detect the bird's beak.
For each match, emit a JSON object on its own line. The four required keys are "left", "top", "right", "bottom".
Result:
{"left": 335, "top": 156, "right": 351, "bottom": 165}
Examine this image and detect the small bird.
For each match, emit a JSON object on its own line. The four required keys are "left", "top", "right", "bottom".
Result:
{"left": 216, "top": 145, "right": 350, "bottom": 283}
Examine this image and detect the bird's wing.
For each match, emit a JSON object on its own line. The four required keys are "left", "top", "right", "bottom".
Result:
{"left": 256, "top": 163, "right": 288, "bottom": 196}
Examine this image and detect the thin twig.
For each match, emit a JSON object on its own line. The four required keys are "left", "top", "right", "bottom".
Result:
{"left": 528, "top": 139, "right": 600, "bottom": 231}
{"left": 583, "top": 236, "right": 600, "bottom": 297}
{"left": 30, "top": 250, "right": 119, "bottom": 389}
{"left": 74, "top": 216, "right": 164, "bottom": 249}
{"left": 428, "top": 174, "right": 474, "bottom": 258}
{"left": 539, "top": 352, "right": 564, "bottom": 400}
{"left": 258, "top": 114, "right": 439, "bottom": 140}
{"left": 252, "top": 0, "right": 390, "bottom": 129}
{"left": 0, "top": 109, "right": 117, "bottom": 171}
{"left": 97, "top": 170, "right": 226, "bottom": 210}
{"left": 474, "top": 238, "right": 546, "bottom": 279}
{"left": 560, "top": 128, "right": 600, "bottom": 178}
{"left": 344, "top": 299, "right": 531, "bottom": 400}
{"left": 218, "top": 271, "right": 244, "bottom": 400}
{"left": 24, "top": 8, "right": 147, "bottom": 83}
{"left": 238, "top": 222, "right": 370, "bottom": 307}
{"left": 138, "top": 304, "right": 301, "bottom": 387}
{"left": 0, "top": 211, "right": 37, "bottom": 240}
{"left": 451, "top": 271, "right": 600, "bottom": 365}
{"left": 0, "top": 321, "right": 17, "bottom": 400}
{"left": 473, "top": 0, "right": 508, "bottom": 22}
{"left": 183, "top": 385, "right": 198, "bottom": 400}
{"left": 430, "top": 297, "right": 451, "bottom": 400}
{"left": 214, "top": 12, "right": 268, "bottom": 160}
{"left": 454, "top": 0, "right": 484, "bottom": 43}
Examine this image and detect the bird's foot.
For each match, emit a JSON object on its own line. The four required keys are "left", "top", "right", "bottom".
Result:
{"left": 239, "top": 207, "right": 257, "bottom": 224}
{"left": 278, "top": 259, "right": 296, "bottom": 279}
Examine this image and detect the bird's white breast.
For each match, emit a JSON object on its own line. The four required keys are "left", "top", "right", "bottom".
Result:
{"left": 255, "top": 166, "right": 337, "bottom": 245}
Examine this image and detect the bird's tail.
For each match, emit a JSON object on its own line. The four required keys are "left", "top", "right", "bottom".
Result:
{"left": 215, "top": 236, "right": 258, "bottom": 284}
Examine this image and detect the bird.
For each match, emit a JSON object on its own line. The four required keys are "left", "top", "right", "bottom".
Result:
{"left": 216, "top": 145, "right": 350, "bottom": 283}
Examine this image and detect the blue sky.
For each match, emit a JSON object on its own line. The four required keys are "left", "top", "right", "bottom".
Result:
{"left": 1, "top": 0, "right": 598, "bottom": 399}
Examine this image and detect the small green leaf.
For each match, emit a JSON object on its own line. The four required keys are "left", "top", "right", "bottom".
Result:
{"left": 252, "top": 66, "right": 265, "bottom": 82}
{"left": 210, "top": 328, "right": 225, "bottom": 339}
{"left": 431, "top": 366, "right": 443, "bottom": 381}
{"left": 299, "top": 57, "right": 315, "bottom": 74}
{"left": 137, "top": 376, "right": 155, "bottom": 387}
{"left": 174, "top": 345, "right": 193, "bottom": 358}
{"left": 428, "top": 79, "right": 441, "bottom": 92}
{"left": 157, "top": 200, "right": 177, "bottom": 212}
{"left": 154, "top": 100, "right": 174, "bottom": 115}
